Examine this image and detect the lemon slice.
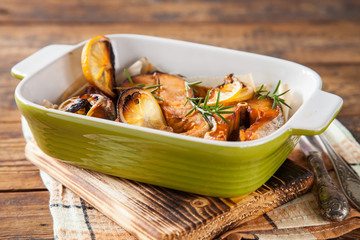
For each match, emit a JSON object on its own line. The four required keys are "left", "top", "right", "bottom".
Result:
{"left": 207, "top": 76, "right": 254, "bottom": 105}
{"left": 81, "top": 35, "right": 116, "bottom": 98}
{"left": 118, "top": 88, "right": 167, "bottom": 130}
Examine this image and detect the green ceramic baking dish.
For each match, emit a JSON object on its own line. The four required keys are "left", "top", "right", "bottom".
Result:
{"left": 13, "top": 34, "right": 342, "bottom": 197}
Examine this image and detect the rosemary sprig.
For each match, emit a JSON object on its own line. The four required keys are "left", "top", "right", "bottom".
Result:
{"left": 134, "top": 83, "right": 146, "bottom": 88}
{"left": 253, "top": 84, "right": 267, "bottom": 96}
{"left": 144, "top": 84, "right": 162, "bottom": 90}
{"left": 254, "top": 80, "right": 291, "bottom": 109}
{"left": 152, "top": 95, "right": 163, "bottom": 101}
{"left": 186, "top": 81, "right": 202, "bottom": 93}
{"left": 184, "top": 81, "right": 235, "bottom": 128}
{"left": 123, "top": 69, "right": 163, "bottom": 101}
{"left": 115, "top": 84, "right": 163, "bottom": 90}
{"left": 124, "top": 68, "right": 134, "bottom": 86}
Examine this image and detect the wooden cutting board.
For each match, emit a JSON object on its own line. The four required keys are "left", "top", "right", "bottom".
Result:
{"left": 25, "top": 141, "right": 313, "bottom": 240}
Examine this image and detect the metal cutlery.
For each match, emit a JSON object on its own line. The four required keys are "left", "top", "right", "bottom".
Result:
{"left": 299, "top": 135, "right": 350, "bottom": 222}
{"left": 316, "top": 134, "right": 360, "bottom": 211}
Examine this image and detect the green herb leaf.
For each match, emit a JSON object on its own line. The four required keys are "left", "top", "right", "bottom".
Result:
{"left": 185, "top": 106, "right": 196, "bottom": 117}
{"left": 144, "top": 84, "right": 163, "bottom": 89}
{"left": 153, "top": 95, "right": 163, "bottom": 101}
{"left": 134, "top": 84, "right": 146, "bottom": 88}
{"left": 253, "top": 84, "right": 267, "bottom": 98}
{"left": 184, "top": 81, "right": 235, "bottom": 128}
{"left": 150, "top": 87, "right": 159, "bottom": 93}
{"left": 186, "top": 81, "right": 202, "bottom": 92}
{"left": 121, "top": 71, "right": 162, "bottom": 100}
{"left": 216, "top": 113, "right": 230, "bottom": 125}
{"left": 187, "top": 81, "right": 203, "bottom": 86}
{"left": 124, "top": 68, "right": 134, "bottom": 86}
{"left": 253, "top": 80, "right": 291, "bottom": 109}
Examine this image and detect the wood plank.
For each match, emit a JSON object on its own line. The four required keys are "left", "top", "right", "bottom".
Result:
{"left": 0, "top": 171, "right": 45, "bottom": 191}
{"left": 1, "top": 22, "right": 360, "bottom": 66}
{"left": 0, "top": 123, "right": 27, "bottom": 166}
{"left": 0, "top": 122, "right": 46, "bottom": 191}
{"left": 307, "top": 63, "right": 360, "bottom": 118}
{"left": 0, "top": 0, "right": 359, "bottom": 24}
{"left": 338, "top": 230, "right": 360, "bottom": 240}
{"left": 0, "top": 70, "right": 22, "bottom": 122}
{"left": 0, "top": 191, "right": 53, "bottom": 239}
{"left": 1, "top": 1, "right": 359, "bottom": 239}
{"left": 25, "top": 141, "right": 313, "bottom": 240}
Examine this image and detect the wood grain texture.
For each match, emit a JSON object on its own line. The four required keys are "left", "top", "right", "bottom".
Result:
{"left": 1, "top": 0, "right": 359, "bottom": 24}
{"left": 1, "top": 0, "right": 360, "bottom": 238}
{"left": 0, "top": 191, "right": 53, "bottom": 239}
{"left": 0, "top": 123, "right": 46, "bottom": 190}
{"left": 0, "top": 171, "right": 45, "bottom": 191}
{"left": 308, "top": 64, "right": 360, "bottom": 118}
{"left": 25, "top": 141, "right": 313, "bottom": 240}
{"left": 1, "top": 22, "right": 360, "bottom": 65}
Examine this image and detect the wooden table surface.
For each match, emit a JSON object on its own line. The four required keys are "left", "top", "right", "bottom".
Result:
{"left": 1, "top": 1, "right": 359, "bottom": 239}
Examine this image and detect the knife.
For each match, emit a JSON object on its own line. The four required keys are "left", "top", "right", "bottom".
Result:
{"left": 299, "top": 135, "right": 350, "bottom": 222}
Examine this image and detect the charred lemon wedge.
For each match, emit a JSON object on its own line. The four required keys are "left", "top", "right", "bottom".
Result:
{"left": 117, "top": 88, "right": 167, "bottom": 130}
{"left": 208, "top": 74, "right": 254, "bottom": 105}
{"left": 81, "top": 35, "right": 116, "bottom": 98}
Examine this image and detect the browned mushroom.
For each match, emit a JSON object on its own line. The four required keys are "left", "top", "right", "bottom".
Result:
{"left": 59, "top": 93, "right": 116, "bottom": 120}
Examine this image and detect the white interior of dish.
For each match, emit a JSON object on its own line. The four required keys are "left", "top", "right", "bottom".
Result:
{"left": 15, "top": 34, "right": 331, "bottom": 146}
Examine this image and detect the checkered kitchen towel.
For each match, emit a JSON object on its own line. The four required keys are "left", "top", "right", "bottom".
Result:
{"left": 38, "top": 119, "right": 360, "bottom": 240}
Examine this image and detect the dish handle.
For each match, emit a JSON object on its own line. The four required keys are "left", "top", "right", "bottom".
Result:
{"left": 289, "top": 90, "right": 343, "bottom": 135}
{"left": 11, "top": 44, "right": 73, "bottom": 80}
